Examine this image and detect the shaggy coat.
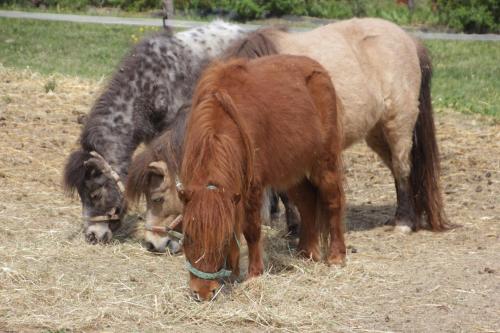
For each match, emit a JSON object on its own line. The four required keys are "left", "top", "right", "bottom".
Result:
{"left": 180, "top": 55, "right": 345, "bottom": 300}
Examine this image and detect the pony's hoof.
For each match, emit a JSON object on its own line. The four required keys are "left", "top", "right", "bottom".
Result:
{"left": 326, "top": 253, "right": 346, "bottom": 267}
{"left": 247, "top": 264, "right": 264, "bottom": 278}
{"left": 297, "top": 247, "right": 321, "bottom": 262}
{"left": 394, "top": 224, "right": 412, "bottom": 234}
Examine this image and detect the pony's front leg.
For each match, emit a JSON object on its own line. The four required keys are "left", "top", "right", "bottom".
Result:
{"left": 243, "top": 185, "right": 264, "bottom": 278}
{"left": 228, "top": 234, "right": 240, "bottom": 280}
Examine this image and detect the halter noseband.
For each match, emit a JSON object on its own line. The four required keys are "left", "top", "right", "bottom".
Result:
{"left": 84, "top": 151, "right": 125, "bottom": 224}
{"left": 144, "top": 214, "right": 184, "bottom": 243}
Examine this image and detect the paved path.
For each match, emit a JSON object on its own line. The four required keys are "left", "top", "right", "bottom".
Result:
{"left": 1, "top": 10, "right": 499, "bottom": 41}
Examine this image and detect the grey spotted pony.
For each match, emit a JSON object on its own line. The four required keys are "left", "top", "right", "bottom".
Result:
{"left": 63, "top": 21, "right": 248, "bottom": 244}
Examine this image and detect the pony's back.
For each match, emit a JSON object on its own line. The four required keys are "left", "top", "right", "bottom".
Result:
{"left": 187, "top": 54, "right": 340, "bottom": 189}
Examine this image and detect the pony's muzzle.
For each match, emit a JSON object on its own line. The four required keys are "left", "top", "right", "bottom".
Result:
{"left": 189, "top": 277, "right": 223, "bottom": 302}
{"left": 85, "top": 223, "right": 112, "bottom": 244}
{"left": 144, "top": 233, "right": 182, "bottom": 254}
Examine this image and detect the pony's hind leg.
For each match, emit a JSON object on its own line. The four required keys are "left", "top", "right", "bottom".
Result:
{"left": 372, "top": 110, "right": 419, "bottom": 233}
{"left": 366, "top": 124, "right": 416, "bottom": 228}
{"left": 312, "top": 164, "right": 346, "bottom": 266}
{"left": 279, "top": 192, "right": 300, "bottom": 238}
{"left": 287, "top": 180, "right": 320, "bottom": 261}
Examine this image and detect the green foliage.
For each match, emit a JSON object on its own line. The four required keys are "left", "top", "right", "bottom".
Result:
{"left": 0, "top": 0, "right": 162, "bottom": 11}
{"left": 174, "top": 0, "right": 439, "bottom": 26}
{"left": 436, "top": 0, "right": 499, "bottom": 33}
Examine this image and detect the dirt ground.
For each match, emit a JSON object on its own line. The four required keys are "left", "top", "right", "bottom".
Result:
{"left": 0, "top": 66, "right": 498, "bottom": 332}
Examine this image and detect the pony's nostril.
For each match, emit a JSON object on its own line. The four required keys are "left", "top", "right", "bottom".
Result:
{"left": 86, "top": 232, "right": 98, "bottom": 244}
{"left": 144, "top": 241, "right": 156, "bottom": 252}
{"left": 192, "top": 291, "right": 201, "bottom": 302}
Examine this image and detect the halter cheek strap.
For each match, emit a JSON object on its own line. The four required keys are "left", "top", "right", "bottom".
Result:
{"left": 88, "top": 151, "right": 125, "bottom": 194}
{"left": 84, "top": 151, "right": 125, "bottom": 224}
{"left": 144, "top": 214, "right": 184, "bottom": 243}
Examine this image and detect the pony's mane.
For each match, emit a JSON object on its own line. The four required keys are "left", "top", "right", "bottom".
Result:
{"left": 81, "top": 29, "right": 175, "bottom": 153}
{"left": 64, "top": 29, "right": 177, "bottom": 194}
{"left": 125, "top": 107, "right": 188, "bottom": 205}
{"left": 224, "top": 26, "right": 284, "bottom": 59}
{"left": 181, "top": 58, "right": 255, "bottom": 192}
{"left": 183, "top": 188, "right": 238, "bottom": 267}
{"left": 181, "top": 59, "right": 261, "bottom": 265}
{"left": 181, "top": 106, "right": 244, "bottom": 265}
{"left": 63, "top": 149, "right": 91, "bottom": 195}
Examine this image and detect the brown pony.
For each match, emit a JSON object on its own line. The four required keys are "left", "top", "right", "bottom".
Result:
{"left": 179, "top": 55, "right": 345, "bottom": 301}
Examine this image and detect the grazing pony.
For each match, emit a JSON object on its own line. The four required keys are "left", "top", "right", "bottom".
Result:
{"left": 63, "top": 21, "right": 247, "bottom": 243}
{"left": 126, "top": 110, "right": 187, "bottom": 253}
{"left": 225, "top": 18, "right": 452, "bottom": 233}
{"left": 180, "top": 55, "right": 345, "bottom": 301}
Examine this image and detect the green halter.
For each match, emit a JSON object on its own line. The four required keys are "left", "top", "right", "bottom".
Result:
{"left": 185, "top": 232, "right": 241, "bottom": 280}
{"left": 185, "top": 261, "right": 233, "bottom": 280}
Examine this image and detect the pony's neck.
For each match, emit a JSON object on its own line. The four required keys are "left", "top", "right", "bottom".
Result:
{"left": 80, "top": 117, "right": 137, "bottom": 177}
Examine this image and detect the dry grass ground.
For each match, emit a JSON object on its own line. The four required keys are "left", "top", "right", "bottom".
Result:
{"left": 0, "top": 66, "right": 498, "bottom": 332}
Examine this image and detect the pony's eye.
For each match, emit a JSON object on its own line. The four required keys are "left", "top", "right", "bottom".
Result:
{"left": 153, "top": 197, "right": 164, "bottom": 203}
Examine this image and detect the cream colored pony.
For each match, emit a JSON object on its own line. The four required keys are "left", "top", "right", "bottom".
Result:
{"left": 227, "top": 18, "right": 451, "bottom": 233}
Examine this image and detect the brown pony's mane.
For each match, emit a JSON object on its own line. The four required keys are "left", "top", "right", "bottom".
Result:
{"left": 181, "top": 59, "right": 261, "bottom": 267}
{"left": 223, "top": 27, "right": 284, "bottom": 59}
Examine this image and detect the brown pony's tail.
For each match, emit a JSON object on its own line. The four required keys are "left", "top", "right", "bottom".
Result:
{"left": 411, "top": 41, "right": 452, "bottom": 231}
{"left": 213, "top": 90, "right": 254, "bottom": 193}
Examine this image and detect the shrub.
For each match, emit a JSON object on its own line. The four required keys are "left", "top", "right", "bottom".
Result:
{"left": 436, "top": 0, "right": 499, "bottom": 33}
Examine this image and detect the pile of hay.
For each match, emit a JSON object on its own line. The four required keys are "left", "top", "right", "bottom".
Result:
{"left": 0, "top": 66, "right": 498, "bottom": 332}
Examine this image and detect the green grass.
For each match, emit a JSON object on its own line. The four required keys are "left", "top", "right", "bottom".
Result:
{"left": 0, "top": 18, "right": 159, "bottom": 78}
{"left": 0, "top": 17, "right": 498, "bottom": 117}
{"left": 427, "top": 40, "right": 499, "bottom": 117}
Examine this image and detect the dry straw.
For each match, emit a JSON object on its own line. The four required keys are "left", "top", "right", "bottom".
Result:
{"left": 0, "top": 66, "right": 499, "bottom": 332}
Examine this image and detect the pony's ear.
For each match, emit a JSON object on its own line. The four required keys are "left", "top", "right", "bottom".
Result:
{"left": 148, "top": 161, "right": 168, "bottom": 176}
{"left": 232, "top": 193, "right": 241, "bottom": 205}
{"left": 177, "top": 189, "right": 192, "bottom": 204}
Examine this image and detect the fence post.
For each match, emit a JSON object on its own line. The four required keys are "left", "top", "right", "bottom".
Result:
{"left": 163, "top": 0, "right": 174, "bottom": 17}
